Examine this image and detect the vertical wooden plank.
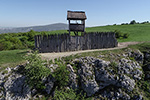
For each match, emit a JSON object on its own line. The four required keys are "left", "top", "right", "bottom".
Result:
{"left": 69, "top": 20, "right": 70, "bottom": 36}
{"left": 34, "top": 36, "right": 37, "bottom": 49}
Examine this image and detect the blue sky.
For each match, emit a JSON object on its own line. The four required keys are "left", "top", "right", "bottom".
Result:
{"left": 0, "top": 0, "right": 150, "bottom": 27}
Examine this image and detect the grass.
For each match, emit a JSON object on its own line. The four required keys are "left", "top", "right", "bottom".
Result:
{"left": 0, "top": 49, "right": 28, "bottom": 72}
{"left": 86, "top": 23, "right": 150, "bottom": 42}
{"left": 128, "top": 42, "right": 150, "bottom": 52}
{"left": 1, "top": 23, "right": 150, "bottom": 71}
{"left": 44, "top": 23, "right": 150, "bottom": 42}
{"left": 63, "top": 42, "right": 150, "bottom": 63}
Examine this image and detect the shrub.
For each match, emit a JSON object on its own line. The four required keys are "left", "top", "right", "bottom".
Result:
{"left": 114, "top": 30, "right": 129, "bottom": 39}
{"left": 52, "top": 61, "right": 70, "bottom": 87}
{"left": 109, "top": 61, "right": 118, "bottom": 74}
{"left": 26, "top": 41, "right": 35, "bottom": 49}
{"left": 25, "top": 51, "right": 51, "bottom": 90}
{"left": 20, "top": 36, "right": 28, "bottom": 42}
{"left": 54, "top": 88, "right": 77, "bottom": 100}
{"left": 109, "top": 61, "right": 118, "bottom": 67}
{"left": 129, "top": 57, "right": 135, "bottom": 61}
{"left": 41, "top": 31, "right": 48, "bottom": 36}
{"left": 53, "top": 87, "right": 86, "bottom": 100}
{"left": 0, "top": 42, "right": 4, "bottom": 51}
{"left": 123, "top": 33, "right": 129, "bottom": 38}
{"left": 27, "top": 30, "right": 36, "bottom": 41}
{"left": 0, "top": 41, "right": 14, "bottom": 50}
{"left": 114, "top": 30, "right": 122, "bottom": 38}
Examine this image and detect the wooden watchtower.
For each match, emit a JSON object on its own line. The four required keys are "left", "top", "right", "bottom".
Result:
{"left": 67, "top": 11, "right": 87, "bottom": 35}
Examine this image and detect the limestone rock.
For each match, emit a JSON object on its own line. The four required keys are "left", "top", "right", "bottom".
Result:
{"left": 4, "top": 73, "right": 31, "bottom": 100}
{"left": 77, "top": 57, "right": 99, "bottom": 96}
{"left": 67, "top": 64, "right": 78, "bottom": 90}
{"left": 73, "top": 56, "right": 143, "bottom": 98}
{"left": 117, "top": 75, "right": 135, "bottom": 91}
{"left": 94, "top": 60, "right": 117, "bottom": 89}
{"left": 130, "top": 50, "right": 144, "bottom": 64}
{"left": 45, "top": 75, "right": 54, "bottom": 94}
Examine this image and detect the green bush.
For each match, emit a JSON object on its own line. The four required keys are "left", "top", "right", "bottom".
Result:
{"left": 123, "top": 33, "right": 129, "bottom": 38}
{"left": 0, "top": 43, "right": 4, "bottom": 51}
{"left": 114, "top": 30, "right": 129, "bottom": 39}
{"left": 0, "top": 41, "right": 14, "bottom": 50}
{"left": 27, "top": 30, "right": 36, "bottom": 41}
{"left": 25, "top": 51, "right": 51, "bottom": 89}
{"left": 20, "top": 36, "right": 28, "bottom": 42}
{"left": 41, "top": 31, "right": 48, "bottom": 36}
{"left": 114, "top": 30, "right": 122, "bottom": 38}
{"left": 109, "top": 61, "right": 118, "bottom": 74}
{"left": 0, "top": 30, "right": 37, "bottom": 51}
{"left": 53, "top": 88, "right": 86, "bottom": 100}
{"left": 0, "top": 35, "right": 25, "bottom": 50}
{"left": 109, "top": 61, "right": 118, "bottom": 67}
{"left": 52, "top": 61, "right": 69, "bottom": 87}
{"left": 54, "top": 88, "right": 77, "bottom": 100}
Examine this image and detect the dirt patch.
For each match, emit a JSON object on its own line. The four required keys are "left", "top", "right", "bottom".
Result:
{"left": 40, "top": 42, "right": 140, "bottom": 60}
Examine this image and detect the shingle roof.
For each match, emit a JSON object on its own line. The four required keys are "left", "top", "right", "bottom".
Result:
{"left": 67, "top": 11, "right": 87, "bottom": 20}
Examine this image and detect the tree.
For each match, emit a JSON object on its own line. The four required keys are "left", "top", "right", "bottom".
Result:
{"left": 130, "top": 20, "right": 136, "bottom": 24}
{"left": 27, "top": 30, "right": 36, "bottom": 41}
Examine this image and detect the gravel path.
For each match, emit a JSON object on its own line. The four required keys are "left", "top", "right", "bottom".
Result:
{"left": 40, "top": 42, "right": 140, "bottom": 60}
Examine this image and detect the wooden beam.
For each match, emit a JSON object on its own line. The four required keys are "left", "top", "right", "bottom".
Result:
{"left": 69, "top": 20, "right": 70, "bottom": 36}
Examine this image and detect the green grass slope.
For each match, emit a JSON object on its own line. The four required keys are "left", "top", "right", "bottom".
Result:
{"left": 44, "top": 23, "right": 150, "bottom": 42}
{"left": 86, "top": 23, "right": 150, "bottom": 42}
{"left": 0, "top": 50, "right": 28, "bottom": 72}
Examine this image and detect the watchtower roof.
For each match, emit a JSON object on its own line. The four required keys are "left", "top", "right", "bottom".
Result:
{"left": 67, "top": 11, "right": 87, "bottom": 20}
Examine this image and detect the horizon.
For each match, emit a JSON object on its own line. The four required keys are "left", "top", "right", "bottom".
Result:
{"left": 0, "top": 0, "right": 150, "bottom": 27}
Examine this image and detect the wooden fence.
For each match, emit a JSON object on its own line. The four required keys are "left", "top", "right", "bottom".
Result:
{"left": 34, "top": 32, "right": 118, "bottom": 53}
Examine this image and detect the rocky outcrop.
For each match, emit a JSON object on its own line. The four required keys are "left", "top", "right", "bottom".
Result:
{"left": 4, "top": 73, "right": 31, "bottom": 100}
{"left": 67, "top": 64, "right": 78, "bottom": 90}
{"left": 76, "top": 57, "right": 99, "bottom": 96}
{"left": 0, "top": 66, "right": 31, "bottom": 100}
{"left": 45, "top": 75, "right": 54, "bottom": 95}
{"left": 0, "top": 49, "right": 148, "bottom": 99}
{"left": 72, "top": 56, "right": 143, "bottom": 98}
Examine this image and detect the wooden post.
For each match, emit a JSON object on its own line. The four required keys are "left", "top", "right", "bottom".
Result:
{"left": 83, "top": 20, "right": 85, "bottom": 33}
{"left": 82, "top": 20, "right": 85, "bottom": 35}
{"left": 34, "top": 36, "right": 37, "bottom": 49}
{"left": 69, "top": 20, "right": 70, "bottom": 36}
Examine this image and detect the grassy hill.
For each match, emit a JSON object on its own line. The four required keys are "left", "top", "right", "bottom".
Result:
{"left": 0, "top": 23, "right": 150, "bottom": 70}
{"left": 0, "top": 23, "right": 150, "bottom": 51}
{"left": 86, "top": 23, "right": 150, "bottom": 42}
{"left": 0, "top": 49, "right": 27, "bottom": 72}
{"left": 46, "top": 23, "right": 150, "bottom": 42}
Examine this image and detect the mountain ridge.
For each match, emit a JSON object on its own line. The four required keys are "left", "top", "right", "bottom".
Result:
{"left": 0, "top": 23, "right": 68, "bottom": 34}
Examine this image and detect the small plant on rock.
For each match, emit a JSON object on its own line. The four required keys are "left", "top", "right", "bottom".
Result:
{"left": 53, "top": 87, "right": 86, "bottom": 100}
{"left": 109, "top": 61, "right": 118, "bottom": 74}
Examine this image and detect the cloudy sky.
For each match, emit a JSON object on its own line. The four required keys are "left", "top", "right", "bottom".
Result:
{"left": 0, "top": 0, "right": 150, "bottom": 27}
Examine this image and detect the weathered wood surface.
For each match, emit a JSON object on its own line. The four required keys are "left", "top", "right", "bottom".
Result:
{"left": 70, "top": 24, "right": 84, "bottom": 32}
{"left": 34, "top": 32, "right": 118, "bottom": 53}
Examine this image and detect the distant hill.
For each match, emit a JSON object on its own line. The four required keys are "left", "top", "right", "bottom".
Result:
{"left": 0, "top": 23, "right": 68, "bottom": 34}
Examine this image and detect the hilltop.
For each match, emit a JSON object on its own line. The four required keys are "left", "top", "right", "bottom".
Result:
{"left": 39, "top": 23, "right": 150, "bottom": 42}
{"left": 1, "top": 22, "right": 150, "bottom": 99}
{"left": 86, "top": 23, "right": 150, "bottom": 42}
